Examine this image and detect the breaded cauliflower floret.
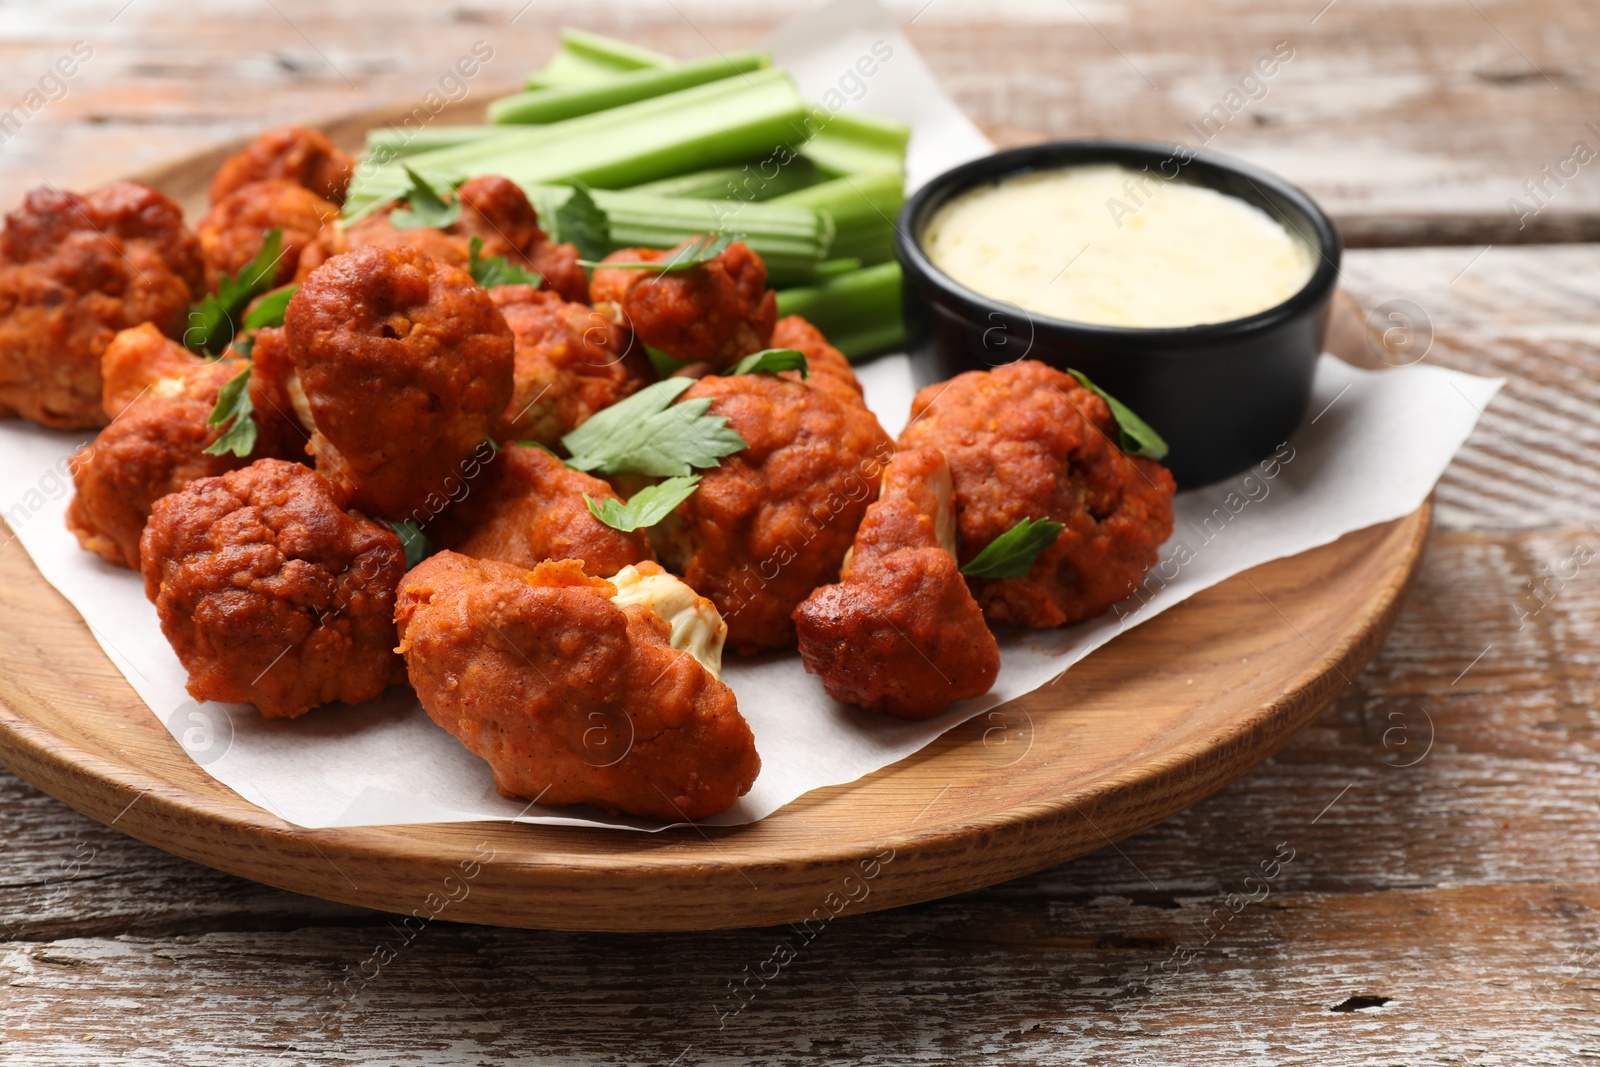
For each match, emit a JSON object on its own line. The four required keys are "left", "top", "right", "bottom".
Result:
{"left": 652, "top": 371, "right": 894, "bottom": 655}
{"left": 141, "top": 459, "right": 407, "bottom": 719}
{"left": 66, "top": 327, "right": 266, "bottom": 570}
{"left": 395, "top": 552, "right": 760, "bottom": 821}
{"left": 209, "top": 126, "right": 354, "bottom": 205}
{"left": 769, "top": 314, "right": 866, "bottom": 406}
{"left": 276, "top": 246, "right": 514, "bottom": 519}
{"left": 794, "top": 446, "right": 999, "bottom": 718}
{"left": 0, "top": 182, "right": 205, "bottom": 428}
{"left": 196, "top": 179, "right": 338, "bottom": 292}
{"left": 898, "top": 360, "right": 1176, "bottom": 628}
{"left": 341, "top": 175, "right": 589, "bottom": 303}
{"left": 489, "top": 285, "right": 649, "bottom": 446}
{"left": 590, "top": 238, "right": 776, "bottom": 367}
{"left": 430, "top": 443, "right": 654, "bottom": 577}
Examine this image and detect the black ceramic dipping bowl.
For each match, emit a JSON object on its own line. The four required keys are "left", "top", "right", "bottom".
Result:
{"left": 896, "top": 139, "right": 1341, "bottom": 488}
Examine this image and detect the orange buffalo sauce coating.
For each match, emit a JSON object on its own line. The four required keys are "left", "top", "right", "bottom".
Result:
{"left": 794, "top": 447, "right": 999, "bottom": 719}
{"left": 395, "top": 552, "right": 759, "bottom": 821}
{"left": 899, "top": 359, "right": 1176, "bottom": 628}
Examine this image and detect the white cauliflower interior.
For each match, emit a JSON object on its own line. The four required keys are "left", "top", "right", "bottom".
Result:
{"left": 608, "top": 565, "right": 728, "bottom": 679}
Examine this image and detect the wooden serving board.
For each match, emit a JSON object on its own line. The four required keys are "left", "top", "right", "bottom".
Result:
{"left": 0, "top": 114, "right": 1427, "bottom": 933}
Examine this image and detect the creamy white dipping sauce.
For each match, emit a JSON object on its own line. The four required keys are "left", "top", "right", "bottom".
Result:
{"left": 922, "top": 164, "right": 1317, "bottom": 329}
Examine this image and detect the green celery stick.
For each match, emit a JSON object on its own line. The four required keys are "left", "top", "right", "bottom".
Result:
{"left": 526, "top": 29, "right": 677, "bottom": 89}
{"left": 776, "top": 261, "right": 904, "bottom": 359}
{"left": 800, "top": 110, "right": 912, "bottom": 177}
{"left": 625, "top": 156, "right": 823, "bottom": 200}
{"left": 346, "top": 68, "right": 806, "bottom": 210}
{"left": 772, "top": 169, "right": 904, "bottom": 265}
{"left": 492, "top": 51, "right": 769, "bottom": 125}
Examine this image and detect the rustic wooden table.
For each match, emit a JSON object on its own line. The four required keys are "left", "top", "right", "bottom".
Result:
{"left": 1, "top": 1, "right": 1596, "bottom": 1063}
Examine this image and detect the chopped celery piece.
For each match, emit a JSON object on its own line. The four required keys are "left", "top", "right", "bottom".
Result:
{"left": 625, "top": 157, "right": 823, "bottom": 201}
{"left": 776, "top": 262, "right": 904, "bottom": 360}
{"left": 527, "top": 29, "right": 676, "bottom": 90}
{"left": 492, "top": 51, "right": 769, "bottom": 125}
{"left": 527, "top": 185, "right": 834, "bottom": 286}
{"left": 365, "top": 125, "right": 500, "bottom": 160}
{"left": 800, "top": 110, "right": 912, "bottom": 177}
{"left": 346, "top": 68, "right": 806, "bottom": 212}
{"left": 814, "top": 257, "right": 862, "bottom": 280}
{"left": 772, "top": 169, "right": 904, "bottom": 266}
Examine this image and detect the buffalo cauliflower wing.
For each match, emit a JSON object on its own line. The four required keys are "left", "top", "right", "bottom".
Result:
{"left": 196, "top": 178, "right": 338, "bottom": 292}
{"left": 342, "top": 175, "right": 589, "bottom": 303}
{"left": 0, "top": 182, "right": 205, "bottom": 428}
{"left": 589, "top": 239, "right": 775, "bottom": 367}
{"left": 793, "top": 446, "right": 999, "bottom": 718}
{"left": 653, "top": 370, "right": 894, "bottom": 654}
{"left": 430, "top": 443, "right": 654, "bottom": 577}
{"left": 489, "top": 284, "right": 649, "bottom": 446}
{"left": 209, "top": 126, "right": 354, "bottom": 206}
{"left": 898, "top": 359, "right": 1176, "bottom": 628}
{"left": 769, "top": 314, "right": 865, "bottom": 405}
{"left": 141, "top": 458, "right": 407, "bottom": 719}
{"left": 276, "top": 245, "right": 513, "bottom": 519}
{"left": 66, "top": 325, "right": 283, "bottom": 570}
{"left": 395, "top": 552, "right": 759, "bottom": 821}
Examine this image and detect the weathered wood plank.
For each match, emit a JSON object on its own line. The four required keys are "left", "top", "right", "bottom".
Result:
{"left": 0, "top": 6, "right": 1596, "bottom": 1062}
{"left": 1, "top": 882, "right": 1594, "bottom": 1065}
{"left": 1338, "top": 244, "right": 1600, "bottom": 530}
{"left": 1, "top": 0, "right": 1598, "bottom": 243}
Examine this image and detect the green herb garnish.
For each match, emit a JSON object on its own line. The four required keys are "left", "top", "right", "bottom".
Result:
{"left": 467, "top": 236, "right": 543, "bottom": 289}
{"left": 244, "top": 284, "right": 297, "bottom": 332}
{"left": 585, "top": 474, "right": 702, "bottom": 533}
{"left": 390, "top": 166, "right": 461, "bottom": 230}
{"left": 552, "top": 183, "right": 610, "bottom": 262}
{"left": 731, "top": 348, "right": 809, "bottom": 377}
{"left": 388, "top": 520, "right": 432, "bottom": 569}
{"left": 580, "top": 231, "right": 739, "bottom": 271}
{"left": 186, "top": 229, "right": 285, "bottom": 355}
{"left": 561, "top": 377, "right": 745, "bottom": 477}
{"left": 959, "top": 516, "right": 1065, "bottom": 579}
{"left": 1069, "top": 369, "right": 1169, "bottom": 461}
{"left": 202, "top": 365, "right": 258, "bottom": 458}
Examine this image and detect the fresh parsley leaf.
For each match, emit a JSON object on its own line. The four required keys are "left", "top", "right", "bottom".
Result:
{"left": 243, "top": 285, "right": 297, "bottom": 332}
{"left": 561, "top": 377, "right": 746, "bottom": 477}
{"left": 388, "top": 520, "right": 432, "bottom": 569}
{"left": 585, "top": 474, "right": 702, "bottom": 533}
{"left": 580, "top": 231, "right": 740, "bottom": 271}
{"left": 202, "top": 365, "right": 258, "bottom": 458}
{"left": 467, "top": 236, "right": 543, "bottom": 289}
{"left": 186, "top": 229, "right": 286, "bottom": 355}
{"left": 1068, "top": 369, "right": 1169, "bottom": 461}
{"left": 959, "top": 516, "right": 1065, "bottom": 579}
{"left": 552, "top": 183, "right": 610, "bottom": 262}
{"left": 732, "top": 348, "right": 809, "bottom": 378}
{"left": 391, "top": 166, "right": 461, "bottom": 230}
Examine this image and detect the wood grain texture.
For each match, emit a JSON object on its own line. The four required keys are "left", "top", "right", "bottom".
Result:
{"left": 0, "top": 2, "right": 1597, "bottom": 1062}
{"left": 1, "top": 0, "right": 1598, "bottom": 242}
{"left": 1, "top": 883, "right": 1594, "bottom": 1066}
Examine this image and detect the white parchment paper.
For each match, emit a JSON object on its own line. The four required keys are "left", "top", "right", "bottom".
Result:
{"left": 0, "top": 0, "right": 1502, "bottom": 830}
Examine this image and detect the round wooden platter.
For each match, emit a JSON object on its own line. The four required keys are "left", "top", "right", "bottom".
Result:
{"left": 0, "top": 113, "right": 1429, "bottom": 933}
